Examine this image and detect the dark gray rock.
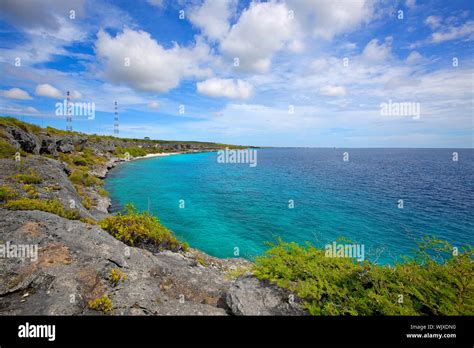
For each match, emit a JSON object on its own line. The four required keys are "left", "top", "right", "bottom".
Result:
{"left": 39, "top": 136, "right": 58, "bottom": 156}
{"left": 56, "top": 138, "right": 75, "bottom": 153}
{"left": 5, "top": 126, "right": 40, "bottom": 154}
{"left": 226, "top": 276, "right": 307, "bottom": 316}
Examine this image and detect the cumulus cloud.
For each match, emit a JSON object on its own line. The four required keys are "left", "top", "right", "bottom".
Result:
{"left": 197, "top": 78, "right": 253, "bottom": 99}
{"left": 362, "top": 37, "right": 393, "bottom": 62}
{"left": 286, "top": 0, "right": 374, "bottom": 40}
{"left": 406, "top": 51, "right": 422, "bottom": 63}
{"left": 188, "top": 0, "right": 235, "bottom": 41}
{"left": 319, "top": 85, "right": 347, "bottom": 97}
{"left": 35, "top": 83, "right": 62, "bottom": 98}
{"left": 220, "top": 2, "right": 294, "bottom": 73}
{"left": 0, "top": 87, "right": 32, "bottom": 100}
{"left": 95, "top": 28, "right": 211, "bottom": 93}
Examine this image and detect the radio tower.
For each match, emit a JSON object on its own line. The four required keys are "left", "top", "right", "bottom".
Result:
{"left": 114, "top": 101, "right": 119, "bottom": 135}
{"left": 66, "top": 90, "right": 72, "bottom": 131}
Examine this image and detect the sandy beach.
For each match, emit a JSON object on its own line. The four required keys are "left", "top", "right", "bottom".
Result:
{"left": 132, "top": 152, "right": 183, "bottom": 160}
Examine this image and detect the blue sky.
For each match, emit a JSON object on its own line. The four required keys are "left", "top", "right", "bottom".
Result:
{"left": 0, "top": 0, "right": 473, "bottom": 147}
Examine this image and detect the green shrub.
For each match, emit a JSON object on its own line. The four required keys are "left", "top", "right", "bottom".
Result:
{"left": 13, "top": 169, "right": 42, "bottom": 184}
{"left": 0, "top": 138, "right": 17, "bottom": 158}
{"left": 23, "top": 184, "right": 39, "bottom": 198}
{"left": 97, "top": 188, "right": 109, "bottom": 197}
{"left": 100, "top": 204, "right": 185, "bottom": 252}
{"left": 72, "top": 157, "right": 88, "bottom": 166}
{"left": 3, "top": 198, "right": 80, "bottom": 220}
{"left": 88, "top": 295, "right": 113, "bottom": 314}
{"left": 253, "top": 237, "right": 473, "bottom": 316}
{"left": 109, "top": 268, "right": 127, "bottom": 286}
{"left": 115, "top": 146, "right": 148, "bottom": 158}
{"left": 70, "top": 170, "right": 103, "bottom": 187}
{"left": 74, "top": 184, "right": 92, "bottom": 210}
{"left": 0, "top": 184, "right": 18, "bottom": 201}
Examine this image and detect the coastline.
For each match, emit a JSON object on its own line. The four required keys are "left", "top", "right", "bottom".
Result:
{"left": 131, "top": 151, "right": 183, "bottom": 160}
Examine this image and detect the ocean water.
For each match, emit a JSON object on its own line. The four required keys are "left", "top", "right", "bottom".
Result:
{"left": 105, "top": 148, "right": 474, "bottom": 264}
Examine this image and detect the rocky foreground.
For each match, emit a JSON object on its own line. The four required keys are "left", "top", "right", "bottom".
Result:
{"left": 0, "top": 119, "right": 305, "bottom": 316}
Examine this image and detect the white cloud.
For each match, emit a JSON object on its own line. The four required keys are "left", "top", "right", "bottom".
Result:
{"left": 188, "top": 0, "right": 235, "bottom": 41}
{"left": 25, "top": 106, "right": 39, "bottom": 113}
{"left": 310, "top": 58, "right": 329, "bottom": 72}
{"left": 197, "top": 78, "right": 253, "bottom": 99}
{"left": 405, "top": 0, "right": 416, "bottom": 9}
{"left": 319, "top": 85, "right": 347, "bottom": 97}
{"left": 147, "top": 0, "right": 164, "bottom": 8}
{"left": 220, "top": 2, "right": 294, "bottom": 73}
{"left": 362, "top": 37, "right": 392, "bottom": 62}
{"left": 95, "top": 28, "right": 211, "bottom": 93}
{"left": 0, "top": 0, "right": 86, "bottom": 31}
{"left": 406, "top": 51, "right": 422, "bottom": 63}
{"left": 425, "top": 16, "right": 442, "bottom": 29}
{"left": 0, "top": 87, "right": 32, "bottom": 100}
{"left": 148, "top": 101, "right": 160, "bottom": 109}
{"left": 286, "top": 0, "right": 374, "bottom": 40}
{"left": 35, "top": 83, "right": 62, "bottom": 98}
{"left": 288, "top": 40, "right": 305, "bottom": 53}
{"left": 70, "top": 90, "right": 82, "bottom": 99}
{"left": 431, "top": 21, "right": 474, "bottom": 43}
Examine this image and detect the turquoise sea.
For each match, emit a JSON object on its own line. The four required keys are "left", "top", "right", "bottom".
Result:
{"left": 105, "top": 148, "right": 474, "bottom": 264}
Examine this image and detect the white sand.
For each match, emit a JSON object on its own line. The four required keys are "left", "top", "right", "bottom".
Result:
{"left": 132, "top": 152, "right": 183, "bottom": 160}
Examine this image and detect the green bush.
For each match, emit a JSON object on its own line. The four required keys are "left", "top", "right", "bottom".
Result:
{"left": 0, "top": 138, "right": 18, "bottom": 158}
{"left": 72, "top": 156, "right": 88, "bottom": 166}
{"left": 88, "top": 295, "right": 113, "bottom": 314}
{"left": 115, "top": 146, "right": 149, "bottom": 158}
{"left": 13, "top": 169, "right": 42, "bottom": 184}
{"left": 100, "top": 204, "right": 185, "bottom": 252}
{"left": 0, "top": 184, "right": 18, "bottom": 201}
{"left": 70, "top": 170, "right": 103, "bottom": 187}
{"left": 97, "top": 188, "right": 109, "bottom": 197}
{"left": 3, "top": 198, "right": 80, "bottom": 220}
{"left": 253, "top": 237, "right": 473, "bottom": 316}
{"left": 22, "top": 184, "right": 39, "bottom": 198}
{"left": 109, "top": 268, "right": 127, "bottom": 286}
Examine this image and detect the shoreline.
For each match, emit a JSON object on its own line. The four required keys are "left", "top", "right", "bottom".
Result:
{"left": 131, "top": 151, "right": 184, "bottom": 160}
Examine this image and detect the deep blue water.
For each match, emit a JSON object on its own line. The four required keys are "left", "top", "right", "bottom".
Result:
{"left": 105, "top": 148, "right": 474, "bottom": 263}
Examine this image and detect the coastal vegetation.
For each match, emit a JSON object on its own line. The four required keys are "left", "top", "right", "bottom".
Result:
{"left": 0, "top": 184, "right": 18, "bottom": 201}
{"left": 3, "top": 197, "right": 81, "bottom": 220}
{"left": 88, "top": 295, "right": 113, "bottom": 314}
{"left": 99, "top": 203, "right": 188, "bottom": 252}
{"left": 13, "top": 168, "right": 42, "bottom": 184}
{"left": 109, "top": 268, "right": 127, "bottom": 286}
{"left": 253, "top": 237, "right": 473, "bottom": 315}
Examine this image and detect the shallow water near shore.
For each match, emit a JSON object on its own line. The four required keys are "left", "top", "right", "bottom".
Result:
{"left": 105, "top": 148, "right": 474, "bottom": 264}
